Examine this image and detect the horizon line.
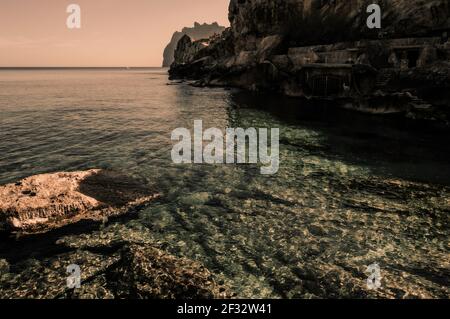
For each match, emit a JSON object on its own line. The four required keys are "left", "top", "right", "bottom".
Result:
{"left": 0, "top": 66, "right": 166, "bottom": 69}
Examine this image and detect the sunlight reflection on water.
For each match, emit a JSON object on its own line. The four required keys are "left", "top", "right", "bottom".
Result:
{"left": 0, "top": 69, "right": 449, "bottom": 298}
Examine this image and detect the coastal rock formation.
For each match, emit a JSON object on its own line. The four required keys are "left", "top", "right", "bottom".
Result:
{"left": 173, "top": 35, "right": 209, "bottom": 65}
{"left": 0, "top": 238, "right": 231, "bottom": 299}
{"left": 162, "top": 22, "right": 226, "bottom": 67}
{"left": 228, "top": 0, "right": 450, "bottom": 49}
{"left": 169, "top": 0, "right": 450, "bottom": 121}
{"left": 0, "top": 169, "right": 159, "bottom": 234}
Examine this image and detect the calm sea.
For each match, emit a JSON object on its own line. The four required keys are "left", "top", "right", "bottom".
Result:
{"left": 0, "top": 68, "right": 448, "bottom": 298}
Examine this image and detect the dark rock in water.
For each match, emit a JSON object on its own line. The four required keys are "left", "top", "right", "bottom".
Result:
{"left": 109, "top": 244, "right": 230, "bottom": 299}
{"left": 0, "top": 235, "right": 232, "bottom": 299}
{"left": 0, "top": 169, "right": 160, "bottom": 234}
{"left": 0, "top": 259, "right": 9, "bottom": 275}
{"left": 162, "top": 22, "right": 226, "bottom": 67}
{"left": 169, "top": 0, "right": 450, "bottom": 122}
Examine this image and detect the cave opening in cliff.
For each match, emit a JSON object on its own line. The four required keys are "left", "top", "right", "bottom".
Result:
{"left": 392, "top": 47, "right": 423, "bottom": 69}
{"left": 407, "top": 50, "right": 420, "bottom": 68}
{"left": 311, "top": 75, "right": 344, "bottom": 96}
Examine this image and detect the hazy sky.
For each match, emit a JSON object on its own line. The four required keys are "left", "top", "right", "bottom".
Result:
{"left": 0, "top": 0, "right": 230, "bottom": 67}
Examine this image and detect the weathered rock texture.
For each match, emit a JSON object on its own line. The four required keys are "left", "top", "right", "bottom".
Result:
{"left": 162, "top": 22, "right": 226, "bottom": 67}
{"left": 169, "top": 0, "right": 450, "bottom": 121}
{"left": 110, "top": 244, "right": 230, "bottom": 299}
{"left": 228, "top": 0, "right": 450, "bottom": 48}
{"left": 0, "top": 239, "right": 232, "bottom": 299}
{"left": 0, "top": 169, "right": 159, "bottom": 234}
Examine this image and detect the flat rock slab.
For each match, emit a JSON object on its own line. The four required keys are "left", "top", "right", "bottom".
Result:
{"left": 0, "top": 169, "right": 159, "bottom": 234}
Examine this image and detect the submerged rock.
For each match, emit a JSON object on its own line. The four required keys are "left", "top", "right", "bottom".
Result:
{"left": 0, "top": 169, "right": 159, "bottom": 234}
{"left": 0, "top": 259, "right": 9, "bottom": 275}
{"left": 0, "top": 237, "right": 232, "bottom": 299}
{"left": 178, "top": 192, "right": 211, "bottom": 207}
{"left": 109, "top": 244, "right": 230, "bottom": 299}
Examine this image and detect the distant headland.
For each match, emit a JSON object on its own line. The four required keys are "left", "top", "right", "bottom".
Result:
{"left": 162, "top": 22, "right": 226, "bottom": 67}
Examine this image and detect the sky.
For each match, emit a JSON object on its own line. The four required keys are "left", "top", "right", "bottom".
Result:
{"left": 0, "top": 0, "right": 230, "bottom": 67}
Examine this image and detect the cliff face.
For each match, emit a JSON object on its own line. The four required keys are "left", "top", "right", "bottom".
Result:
{"left": 162, "top": 22, "right": 226, "bottom": 67}
{"left": 228, "top": 0, "right": 450, "bottom": 47}
{"left": 225, "top": 0, "right": 450, "bottom": 58}
{"left": 171, "top": 0, "right": 450, "bottom": 72}
{"left": 170, "top": 0, "right": 450, "bottom": 121}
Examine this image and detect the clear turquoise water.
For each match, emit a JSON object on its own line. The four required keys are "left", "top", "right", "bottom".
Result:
{"left": 0, "top": 69, "right": 449, "bottom": 298}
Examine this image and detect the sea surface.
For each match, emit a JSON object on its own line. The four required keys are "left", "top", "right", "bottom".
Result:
{"left": 0, "top": 68, "right": 449, "bottom": 298}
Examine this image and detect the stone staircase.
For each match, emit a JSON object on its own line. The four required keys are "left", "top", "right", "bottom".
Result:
{"left": 409, "top": 96, "right": 433, "bottom": 110}
{"left": 406, "top": 95, "right": 436, "bottom": 120}
{"left": 375, "top": 69, "right": 394, "bottom": 88}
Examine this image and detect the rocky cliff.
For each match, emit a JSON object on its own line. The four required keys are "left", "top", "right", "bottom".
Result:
{"left": 162, "top": 22, "right": 226, "bottom": 67}
{"left": 169, "top": 0, "right": 450, "bottom": 121}
{"left": 228, "top": 0, "right": 450, "bottom": 49}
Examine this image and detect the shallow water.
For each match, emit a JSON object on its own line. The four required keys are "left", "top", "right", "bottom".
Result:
{"left": 0, "top": 68, "right": 449, "bottom": 298}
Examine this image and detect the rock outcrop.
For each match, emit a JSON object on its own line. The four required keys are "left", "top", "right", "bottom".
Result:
{"left": 0, "top": 238, "right": 232, "bottom": 299}
{"left": 169, "top": 0, "right": 450, "bottom": 121}
{"left": 0, "top": 170, "right": 159, "bottom": 234}
{"left": 162, "top": 22, "right": 226, "bottom": 67}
